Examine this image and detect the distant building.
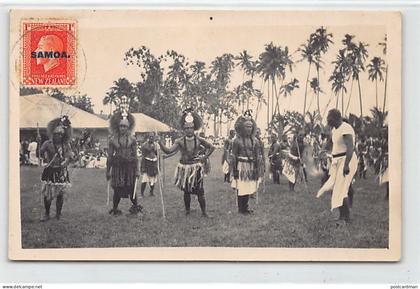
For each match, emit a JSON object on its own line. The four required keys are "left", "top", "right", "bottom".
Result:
{"left": 20, "top": 94, "right": 109, "bottom": 148}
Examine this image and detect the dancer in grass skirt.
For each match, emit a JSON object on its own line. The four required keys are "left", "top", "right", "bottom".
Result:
{"left": 106, "top": 103, "right": 141, "bottom": 216}
{"left": 158, "top": 108, "right": 215, "bottom": 217}
{"left": 39, "top": 115, "right": 73, "bottom": 222}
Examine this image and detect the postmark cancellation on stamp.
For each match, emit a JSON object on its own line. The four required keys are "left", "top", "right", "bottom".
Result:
{"left": 21, "top": 21, "right": 76, "bottom": 87}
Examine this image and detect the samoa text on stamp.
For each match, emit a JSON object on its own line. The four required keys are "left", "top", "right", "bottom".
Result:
{"left": 21, "top": 21, "right": 76, "bottom": 86}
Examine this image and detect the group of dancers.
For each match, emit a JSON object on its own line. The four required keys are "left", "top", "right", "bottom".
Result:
{"left": 36, "top": 104, "right": 361, "bottom": 224}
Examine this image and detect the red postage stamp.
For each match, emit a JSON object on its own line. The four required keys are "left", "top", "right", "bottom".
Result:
{"left": 21, "top": 21, "right": 76, "bottom": 86}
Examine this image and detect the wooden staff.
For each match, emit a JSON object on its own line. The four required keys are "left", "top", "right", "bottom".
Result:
{"left": 295, "top": 138, "right": 310, "bottom": 194}
{"left": 162, "top": 155, "right": 166, "bottom": 187}
{"left": 106, "top": 167, "right": 112, "bottom": 206}
{"left": 36, "top": 122, "right": 41, "bottom": 167}
{"left": 106, "top": 180, "right": 110, "bottom": 206}
{"left": 155, "top": 131, "right": 166, "bottom": 219}
{"left": 133, "top": 177, "right": 138, "bottom": 200}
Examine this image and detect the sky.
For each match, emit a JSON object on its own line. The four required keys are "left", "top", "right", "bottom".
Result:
{"left": 69, "top": 11, "right": 387, "bottom": 133}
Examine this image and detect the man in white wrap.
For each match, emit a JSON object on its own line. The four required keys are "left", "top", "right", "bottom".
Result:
{"left": 316, "top": 109, "right": 357, "bottom": 223}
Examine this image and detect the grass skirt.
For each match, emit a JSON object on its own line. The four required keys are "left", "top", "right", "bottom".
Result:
{"left": 174, "top": 162, "right": 204, "bottom": 194}
{"left": 40, "top": 166, "right": 70, "bottom": 201}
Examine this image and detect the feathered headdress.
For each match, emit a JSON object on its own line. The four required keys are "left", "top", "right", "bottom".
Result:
{"left": 180, "top": 107, "right": 202, "bottom": 131}
{"left": 47, "top": 115, "right": 73, "bottom": 143}
{"left": 109, "top": 96, "right": 135, "bottom": 135}
{"left": 234, "top": 109, "right": 257, "bottom": 137}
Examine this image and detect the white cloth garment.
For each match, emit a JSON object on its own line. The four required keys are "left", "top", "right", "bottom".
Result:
{"left": 231, "top": 179, "right": 258, "bottom": 196}
{"left": 231, "top": 161, "right": 258, "bottom": 196}
{"left": 222, "top": 160, "right": 230, "bottom": 175}
{"left": 316, "top": 153, "right": 357, "bottom": 210}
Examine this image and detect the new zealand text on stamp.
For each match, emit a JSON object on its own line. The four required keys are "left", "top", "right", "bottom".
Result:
{"left": 21, "top": 21, "right": 76, "bottom": 86}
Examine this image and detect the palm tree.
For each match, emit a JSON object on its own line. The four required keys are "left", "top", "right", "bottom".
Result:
{"left": 379, "top": 35, "right": 388, "bottom": 114}
{"left": 310, "top": 27, "right": 333, "bottom": 113}
{"left": 187, "top": 61, "right": 208, "bottom": 120}
{"left": 330, "top": 49, "right": 351, "bottom": 113}
{"left": 257, "top": 43, "right": 293, "bottom": 129}
{"left": 367, "top": 57, "right": 386, "bottom": 108}
{"left": 370, "top": 106, "right": 388, "bottom": 128}
{"left": 343, "top": 36, "right": 368, "bottom": 117}
{"left": 280, "top": 78, "right": 299, "bottom": 114}
{"left": 210, "top": 53, "right": 235, "bottom": 137}
{"left": 308, "top": 77, "right": 322, "bottom": 112}
{"left": 235, "top": 50, "right": 253, "bottom": 81}
{"left": 235, "top": 50, "right": 256, "bottom": 111}
{"left": 329, "top": 70, "right": 347, "bottom": 112}
{"left": 104, "top": 78, "right": 137, "bottom": 112}
{"left": 280, "top": 78, "right": 300, "bottom": 98}
{"left": 103, "top": 91, "right": 117, "bottom": 116}
{"left": 257, "top": 43, "right": 281, "bottom": 130}
{"left": 353, "top": 41, "right": 369, "bottom": 117}
{"left": 331, "top": 35, "right": 368, "bottom": 117}
{"left": 298, "top": 42, "right": 314, "bottom": 115}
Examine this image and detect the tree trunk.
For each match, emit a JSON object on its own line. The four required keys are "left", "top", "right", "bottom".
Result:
{"left": 255, "top": 78, "right": 264, "bottom": 121}
{"left": 383, "top": 65, "right": 388, "bottom": 114}
{"left": 358, "top": 78, "right": 363, "bottom": 117}
{"left": 255, "top": 100, "right": 260, "bottom": 121}
{"left": 316, "top": 66, "right": 320, "bottom": 114}
{"left": 271, "top": 79, "right": 274, "bottom": 123}
{"left": 275, "top": 78, "right": 282, "bottom": 115}
{"left": 335, "top": 93, "right": 339, "bottom": 109}
{"left": 219, "top": 110, "right": 223, "bottom": 137}
{"left": 272, "top": 80, "right": 276, "bottom": 116}
{"left": 322, "top": 92, "right": 334, "bottom": 119}
{"left": 375, "top": 78, "right": 378, "bottom": 108}
{"left": 246, "top": 89, "right": 250, "bottom": 110}
{"left": 303, "top": 63, "right": 312, "bottom": 115}
{"left": 341, "top": 89, "right": 344, "bottom": 114}
{"left": 345, "top": 78, "right": 354, "bottom": 116}
{"left": 266, "top": 79, "right": 270, "bottom": 131}
{"left": 213, "top": 114, "right": 217, "bottom": 137}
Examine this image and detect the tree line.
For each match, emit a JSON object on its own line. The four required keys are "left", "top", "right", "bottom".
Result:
{"left": 103, "top": 27, "right": 388, "bottom": 137}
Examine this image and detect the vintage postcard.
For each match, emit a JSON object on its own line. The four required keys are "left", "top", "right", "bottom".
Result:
{"left": 9, "top": 10, "right": 401, "bottom": 261}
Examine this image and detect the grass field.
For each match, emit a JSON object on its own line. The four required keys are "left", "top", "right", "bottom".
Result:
{"left": 20, "top": 149, "right": 389, "bottom": 249}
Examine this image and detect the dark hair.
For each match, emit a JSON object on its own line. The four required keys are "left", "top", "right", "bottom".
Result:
{"left": 47, "top": 117, "right": 73, "bottom": 143}
{"left": 327, "top": 109, "right": 342, "bottom": 121}
{"left": 180, "top": 109, "right": 202, "bottom": 131}
{"left": 234, "top": 116, "right": 257, "bottom": 137}
{"left": 109, "top": 111, "right": 135, "bottom": 135}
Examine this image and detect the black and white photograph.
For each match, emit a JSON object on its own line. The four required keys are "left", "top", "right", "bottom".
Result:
{"left": 8, "top": 10, "right": 401, "bottom": 261}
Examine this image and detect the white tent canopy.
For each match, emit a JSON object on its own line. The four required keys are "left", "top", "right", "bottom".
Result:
{"left": 20, "top": 94, "right": 109, "bottom": 129}
{"left": 131, "top": 113, "right": 173, "bottom": 133}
